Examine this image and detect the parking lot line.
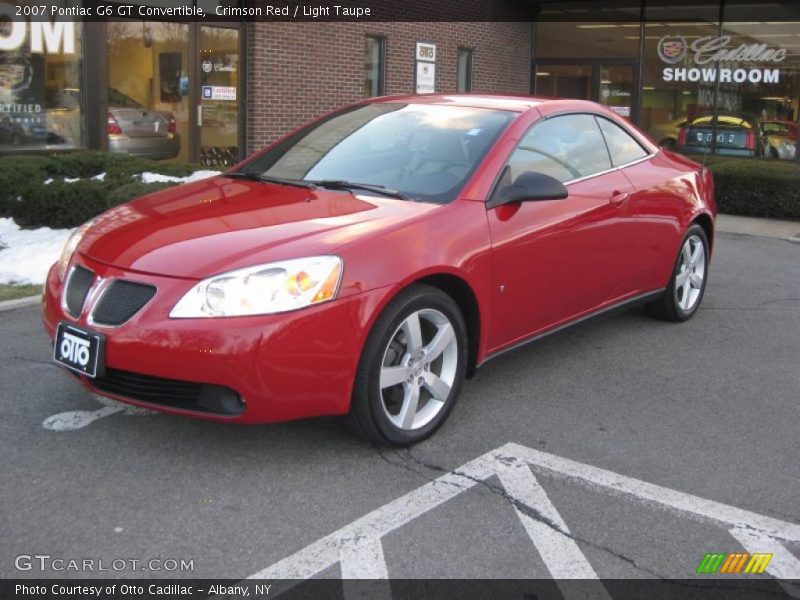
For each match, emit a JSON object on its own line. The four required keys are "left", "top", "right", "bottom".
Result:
{"left": 249, "top": 442, "right": 800, "bottom": 593}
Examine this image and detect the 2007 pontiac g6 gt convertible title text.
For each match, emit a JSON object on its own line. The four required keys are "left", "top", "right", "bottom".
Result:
{"left": 43, "top": 95, "right": 715, "bottom": 446}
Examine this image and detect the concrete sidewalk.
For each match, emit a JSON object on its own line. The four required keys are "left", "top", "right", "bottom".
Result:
{"left": 716, "top": 214, "right": 800, "bottom": 242}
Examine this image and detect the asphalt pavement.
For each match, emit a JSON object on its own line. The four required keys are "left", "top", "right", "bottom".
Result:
{"left": 1, "top": 232, "right": 798, "bottom": 584}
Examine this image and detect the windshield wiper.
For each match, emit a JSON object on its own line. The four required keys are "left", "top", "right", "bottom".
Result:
{"left": 223, "top": 172, "right": 317, "bottom": 190}
{"left": 311, "top": 179, "right": 409, "bottom": 200}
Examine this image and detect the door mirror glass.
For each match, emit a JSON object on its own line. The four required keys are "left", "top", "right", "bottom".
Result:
{"left": 488, "top": 171, "right": 568, "bottom": 208}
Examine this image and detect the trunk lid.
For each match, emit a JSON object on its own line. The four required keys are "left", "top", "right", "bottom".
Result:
{"left": 111, "top": 108, "right": 170, "bottom": 138}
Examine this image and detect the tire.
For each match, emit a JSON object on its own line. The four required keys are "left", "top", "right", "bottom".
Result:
{"left": 768, "top": 147, "right": 779, "bottom": 160}
{"left": 347, "top": 284, "right": 468, "bottom": 446}
{"left": 646, "top": 224, "right": 709, "bottom": 322}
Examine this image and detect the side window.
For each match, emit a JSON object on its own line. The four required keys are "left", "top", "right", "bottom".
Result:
{"left": 506, "top": 114, "right": 612, "bottom": 184}
{"left": 596, "top": 117, "right": 649, "bottom": 166}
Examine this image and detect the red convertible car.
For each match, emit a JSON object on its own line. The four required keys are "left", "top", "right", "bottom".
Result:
{"left": 43, "top": 95, "right": 715, "bottom": 446}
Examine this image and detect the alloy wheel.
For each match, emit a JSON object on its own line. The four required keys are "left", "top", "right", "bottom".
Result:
{"left": 379, "top": 308, "right": 458, "bottom": 431}
{"left": 674, "top": 234, "right": 706, "bottom": 312}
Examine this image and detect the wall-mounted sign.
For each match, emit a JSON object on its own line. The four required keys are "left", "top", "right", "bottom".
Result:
{"left": 415, "top": 42, "right": 436, "bottom": 94}
{"left": 416, "top": 62, "right": 436, "bottom": 94}
{"left": 202, "top": 86, "right": 236, "bottom": 101}
{"left": 416, "top": 42, "right": 436, "bottom": 62}
{"left": 609, "top": 106, "right": 631, "bottom": 118}
{"left": 658, "top": 35, "right": 785, "bottom": 84}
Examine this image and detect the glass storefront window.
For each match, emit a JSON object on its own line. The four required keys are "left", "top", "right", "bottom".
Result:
{"left": 718, "top": 21, "right": 799, "bottom": 160}
{"left": 640, "top": 2, "right": 719, "bottom": 149}
{"left": 0, "top": 1, "right": 83, "bottom": 152}
{"left": 199, "top": 26, "right": 239, "bottom": 167}
{"left": 641, "top": 1, "right": 799, "bottom": 160}
{"left": 535, "top": 21, "right": 641, "bottom": 59}
{"left": 107, "top": 21, "right": 189, "bottom": 162}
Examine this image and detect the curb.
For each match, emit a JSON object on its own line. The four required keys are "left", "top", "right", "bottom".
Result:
{"left": 0, "top": 295, "right": 41, "bottom": 313}
{"left": 716, "top": 228, "right": 800, "bottom": 243}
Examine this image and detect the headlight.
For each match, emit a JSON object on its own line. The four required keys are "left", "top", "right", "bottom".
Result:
{"left": 57, "top": 219, "right": 94, "bottom": 280}
{"left": 781, "top": 141, "right": 795, "bottom": 155}
{"left": 169, "top": 256, "right": 343, "bottom": 318}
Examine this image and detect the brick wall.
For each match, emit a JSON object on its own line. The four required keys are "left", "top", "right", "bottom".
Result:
{"left": 246, "top": 21, "right": 532, "bottom": 153}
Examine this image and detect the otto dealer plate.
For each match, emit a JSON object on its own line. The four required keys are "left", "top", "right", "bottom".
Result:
{"left": 53, "top": 323, "right": 104, "bottom": 378}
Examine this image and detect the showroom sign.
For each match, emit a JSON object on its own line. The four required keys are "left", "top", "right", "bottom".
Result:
{"left": 659, "top": 35, "right": 785, "bottom": 84}
{"left": 0, "top": 3, "right": 75, "bottom": 54}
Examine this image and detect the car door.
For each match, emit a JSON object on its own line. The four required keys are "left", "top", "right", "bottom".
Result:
{"left": 594, "top": 115, "right": 660, "bottom": 297}
{"left": 599, "top": 116, "right": 694, "bottom": 294}
{"left": 486, "top": 113, "right": 636, "bottom": 352}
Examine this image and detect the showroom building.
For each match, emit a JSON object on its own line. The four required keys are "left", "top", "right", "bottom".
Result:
{"left": 1, "top": 0, "right": 798, "bottom": 165}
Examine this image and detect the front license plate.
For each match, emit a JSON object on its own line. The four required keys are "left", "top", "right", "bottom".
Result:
{"left": 53, "top": 322, "right": 104, "bottom": 378}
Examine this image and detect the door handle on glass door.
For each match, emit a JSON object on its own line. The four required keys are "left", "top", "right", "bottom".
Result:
{"left": 609, "top": 191, "right": 629, "bottom": 205}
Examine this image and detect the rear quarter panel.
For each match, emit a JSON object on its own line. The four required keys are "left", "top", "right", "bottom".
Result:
{"left": 619, "top": 149, "right": 715, "bottom": 292}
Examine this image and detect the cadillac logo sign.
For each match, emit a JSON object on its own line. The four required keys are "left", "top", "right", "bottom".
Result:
{"left": 657, "top": 35, "right": 688, "bottom": 64}
{"left": 658, "top": 34, "right": 786, "bottom": 84}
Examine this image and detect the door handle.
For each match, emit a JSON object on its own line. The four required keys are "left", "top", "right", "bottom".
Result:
{"left": 609, "top": 191, "right": 629, "bottom": 205}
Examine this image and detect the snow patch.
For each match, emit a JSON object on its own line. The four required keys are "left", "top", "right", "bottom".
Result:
{"left": 0, "top": 170, "right": 220, "bottom": 285}
{"left": 0, "top": 218, "right": 73, "bottom": 285}
{"left": 139, "top": 170, "right": 220, "bottom": 184}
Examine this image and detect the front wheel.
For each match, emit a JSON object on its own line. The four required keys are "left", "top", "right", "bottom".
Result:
{"left": 347, "top": 284, "right": 467, "bottom": 446}
{"left": 647, "top": 224, "right": 709, "bottom": 322}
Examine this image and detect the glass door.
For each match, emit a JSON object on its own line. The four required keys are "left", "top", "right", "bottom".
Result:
{"left": 534, "top": 61, "right": 639, "bottom": 123}
{"left": 599, "top": 65, "right": 635, "bottom": 120}
{"left": 534, "top": 64, "right": 593, "bottom": 100}
{"left": 198, "top": 26, "right": 240, "bottom": 168}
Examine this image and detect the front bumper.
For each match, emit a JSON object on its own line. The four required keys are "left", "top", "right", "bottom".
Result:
{"left": 43, "top": 254, "right": 387, "bottom": 423}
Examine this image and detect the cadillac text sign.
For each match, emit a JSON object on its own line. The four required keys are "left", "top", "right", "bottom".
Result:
{"left": 659, "top": 35, "right": 786, "bottom": 84}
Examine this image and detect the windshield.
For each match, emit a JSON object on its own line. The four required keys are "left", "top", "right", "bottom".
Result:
{"left": 238, "top": 103, "right": 516, "bottom": 203}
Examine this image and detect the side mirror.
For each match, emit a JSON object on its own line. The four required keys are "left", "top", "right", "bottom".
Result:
{"left": 487, "top": 171, "right": 568, "bottom": 209}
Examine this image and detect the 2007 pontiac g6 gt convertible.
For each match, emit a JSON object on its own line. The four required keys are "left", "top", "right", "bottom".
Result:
{"left": 43, "top": 95, "right": 715, "bottom": 446}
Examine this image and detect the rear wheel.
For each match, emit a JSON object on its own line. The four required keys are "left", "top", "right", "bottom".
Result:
{"left": 347, "top": 284, "right": 467, "bottom": 446}
{"left": 646, "top": 224, "right": 709, "bottom": 322}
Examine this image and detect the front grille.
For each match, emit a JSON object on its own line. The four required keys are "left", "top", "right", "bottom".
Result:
{"left": 92, "top": 368, "right": 243, "bottom": 416}
{"left": 91, "top": 280, "right": 156, "bottom": 326}
{"left": 64, "top": 266, "right": 95, "bottom": 318}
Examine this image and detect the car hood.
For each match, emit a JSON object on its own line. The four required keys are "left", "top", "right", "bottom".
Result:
{"left": 79, "top": 176, "right": 437, "bottom": 279}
